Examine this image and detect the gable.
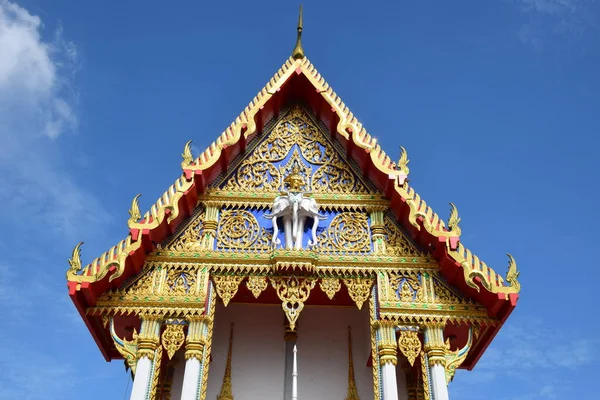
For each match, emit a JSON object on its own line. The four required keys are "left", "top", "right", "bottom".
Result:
{"left": 216, "top": 105, "right": 374, "bottom": 195}
{"left": 157, "top": 105, "right": 425, "bottom": 259}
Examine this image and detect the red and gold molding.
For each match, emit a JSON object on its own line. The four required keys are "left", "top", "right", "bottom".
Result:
{"left": 66, "top": 57, "right": 519, "bottom": 366}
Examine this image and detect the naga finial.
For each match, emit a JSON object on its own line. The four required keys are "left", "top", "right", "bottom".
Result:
{"left": 447, "top": 202, "right": 462, "bottom": 236}
{"left": 67, "top": 242, "right": 84, "bottom": 277}
{"left": 397, "top": 146, "right": 410, "bottom": 175}
{"left": 182, "top": 140, "right": 194, "bottom": 166}
{"left": 291, "top": 4, "right": 305, "bottom": 60}
{"left": 505, "top": 253, "right": 521, "bottom": 292}
{"left": 128, "top": 194, "right": 141, "bottom": 225}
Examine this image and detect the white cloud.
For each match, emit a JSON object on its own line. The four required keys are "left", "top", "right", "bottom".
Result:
{"left": 0, "top": 0, "right": 79, "bottom": 138}
{"left": 512, "top": 0, "right": 597, "bottom": 47}
{"left": 0, "top": 0, "right": 111, "bottom": 240}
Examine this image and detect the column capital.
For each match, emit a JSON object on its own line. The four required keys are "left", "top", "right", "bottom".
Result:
{"left": 422, "top": 322, "right": 447, "bottom": 367}
{"left": 185, "top": 316, "right": 209, "bottom": 361}
{"left": 135, "top": 316, "right": 162, "bottom": 360}
{"left": 375, "top": 320, "right": 398, "bottom": 365}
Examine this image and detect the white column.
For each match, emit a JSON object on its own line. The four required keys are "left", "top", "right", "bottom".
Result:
{"left": 430, "top": 364, "right": 449, "bottom": 400}
{"left": 382, "top": 363, "right": 399, "bottom": 400}
{"left": 180, "top": 317, "right": 209, "bottom": 400}
{"left": 423, "top": 323, "right": 449, "bottom": 400}
{"left": 377, "top": 322, "right": 399, "bottom": 400}
{"left": 130, "top": 357, "right": 152, "bottom": 400}
{"left": 180, "top": 357, "right": 201, "bottom": 400}
{"left": 130, "top": 317, "right": 161, "bottom": 400}
{"left": 292, "top": 345, "right": 298, "bottom": 400}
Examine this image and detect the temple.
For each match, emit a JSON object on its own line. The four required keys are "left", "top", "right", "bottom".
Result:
{"left": 66, "top": 7, "right": 520, "bottom": 400}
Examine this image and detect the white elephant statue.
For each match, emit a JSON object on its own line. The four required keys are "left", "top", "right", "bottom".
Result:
{"left": 264, "top": 193, "right": 327, "bottom": 249}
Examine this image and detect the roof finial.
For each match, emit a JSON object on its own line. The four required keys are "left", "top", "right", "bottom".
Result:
{"left": 292, "top": 4, "right": 304, "bottom": 60}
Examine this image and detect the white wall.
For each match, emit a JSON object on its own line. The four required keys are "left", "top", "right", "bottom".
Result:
{"left": 206, "top": 303, "right": 286, "bottom": 400}
{"left": 296, "top": 305, "right": 374, "bottom": 400}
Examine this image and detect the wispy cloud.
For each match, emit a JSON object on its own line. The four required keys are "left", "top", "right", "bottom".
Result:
{"left": 0, "top": 0, "right": 111, "bottom": 240}
{"left": 0, "top": 2, "right": 113, "bottom": 397}
{"left": 451, "top": 316, "right": 599, "bottom": 399}
{"left": 512, "top": 0, "right": 598, "bottom": 48}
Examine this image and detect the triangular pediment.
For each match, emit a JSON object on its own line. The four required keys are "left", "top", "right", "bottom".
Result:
{"left": 215, "top": 105, "right": 375, "bottom": 195}
{"left": 158, "top": 105, "right": 426, "bottom": 259}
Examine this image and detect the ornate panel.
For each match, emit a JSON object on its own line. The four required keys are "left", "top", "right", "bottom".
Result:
{"left": 161, "top": 208, "right": 206, "bottom": 252}
{"left": 219, "top": 106, "right": 373, "bottom": 195}
{"left": 384, "top": 215, "right": 425, "bottom": 258}
{"left": 317, "top": 212, "right": 372, "bottom": 254}
{"left": 216, "top": 209, "right": 272, "bottom": 251}
{"left": 91, "top": 264, "right": 210, "bottom": 317}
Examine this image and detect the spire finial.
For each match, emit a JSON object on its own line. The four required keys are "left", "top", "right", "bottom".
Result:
{"left": 292, "top": 4, "right": 304, "bottom": 60}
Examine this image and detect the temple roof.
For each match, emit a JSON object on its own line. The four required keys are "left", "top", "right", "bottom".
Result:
{"left": 66, "top": 55, "right": 519, "bottom": 368}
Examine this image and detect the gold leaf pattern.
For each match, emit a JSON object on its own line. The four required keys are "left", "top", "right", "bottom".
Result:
{"left": 161, "top": 323, "right": 186, "bottom": 359}
{"left": 384, "top": 216, "right": 424, "bottom": 257}
{"left": 246, "top": 276, "right": 268, "bottom": 298}
{"left": 216, "top": 209, "right": 272, "bottom": 251}
{"left": 318, "top": 212, "right": 371, "bottom": 253}
{"left": 343, "top": 278, "right": 373, "bottom": 309}
{"left": 319, "top": 278, "right": 341, "bottom": 300}
{"left": 271, "top": 276, "right": 316, "bottom": 330}
{"left": 398, "top": 329, "right": 421, "bottom": 366}
{"left": 168, "top": 210, "right": 205, "bottom": 252}
{"left": 220, "top": 106, "right": 373, "bottom": 195}
{"left": 213, "top": 275, "right": 244, "bottom": 306}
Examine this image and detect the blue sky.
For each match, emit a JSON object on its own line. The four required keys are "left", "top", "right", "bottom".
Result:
{"left": 0, "top": 0, "right": 598, "bottom": 399}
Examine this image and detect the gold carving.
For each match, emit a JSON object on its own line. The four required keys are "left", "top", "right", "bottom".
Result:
{"left": 148, "top": 346, "right": 163, "bottom": 400}
{"left": 291, "top": 4, "right": 304, "bottom": 60}
{"left": 217, "top": 324, "right": 235, "bottom": 400}
{"left": 109, "top": 317, "right": 138, "bottom": 375}
{"left": 369, "top": 294, "right": 380, "bottom": 400}
{"left": 397, "top": 146, "right": 410, "bottom": 175}
{"left": 221, "top": 106, "right": 373, "bottom": 195}
{"left": 423, "top": 322, "right": 447, "bottom": 367}
{"left": 505, "top": 253, "right": 521, "bottom": 293}
{"left": 374, "top": 320, "right": 397, "bottom": 365}
{"left": 319, "top": 278, "right": 341, "bottom": 300}
{"left": 384, "top": 217, "right": 424, "bottom": 258}
{"left": 420, "top": 351, "right": 431, "bottom": 400}
{"left": 213, "top": 275, "right": 244, "bottom": 306}
{"left": 271, "top": 276, "right": 316, "bottom": 330}
{"left": 168, "top": 210, "right": 205, "bottom": 252}
{"left": 388, "top": 272, "right": 423, "bottom": 303}
{"left": 398, "top": 329, "right": 421, "bottom": 366}
{"left": 67, "top": 241, "right": 83, "bottom": 278}
{"left": 343, "top": 278, "right": 373, "bottom": 310}
{"left": 167, "top": 270, "right": 196, "bottom": 295}
{"left": 246, "top": 275, "right": 268, "bottom": 298}
{"left": 161, "top": 323, "right": 186, "bottom": 359}
{"left": 182, "top": 140, "right": 194, "bottom": 166}
{"left": 217, "top": 209, "right": 271, "bottom": 250}
{"left": 444, "top": 327, "right": 473, "bottom": 383}
{"left": 346, "top": 326, "right": 360, "bottom": 400}
{"left": 447, "top": 202, "right": 461, "bottom": 236}
{"left": 128, "top": 194, "right": 142, "bottom": 226}
{"left": 319, "top": 213, "right": 371, "bottom": 253}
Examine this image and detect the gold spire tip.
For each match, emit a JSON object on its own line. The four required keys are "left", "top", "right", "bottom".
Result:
{"left": 292, "top": 4, "right": 305, "bottom": 60}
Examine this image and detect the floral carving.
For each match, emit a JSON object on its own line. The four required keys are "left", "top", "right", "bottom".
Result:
{"left": 319, "top": 278, "right": 341, "bottom": 300}
{"left": 162, "top": 323, "right": 186, "bottom": 359}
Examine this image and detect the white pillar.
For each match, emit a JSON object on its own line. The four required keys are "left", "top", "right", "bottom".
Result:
{"left": 382, "top": 363, "right": 399, "bottom": 400}
{"left": 292, "top": 345, "right": 298, "bottom": 400}
{"left": 430, "top": 364, "right": 449, "bottom": 400}
{"left": 130, "top": 356, "right": 152, "bottom": 400}
{"left": 180, "top": 317, "right": 209, "bottom": 400}
{"left": 180, "top": 357, "right": 201, "bottom": 400}
{"left": 377, "top": 322, "right": 399, "bottom": 400}
{"left": 423, "top": 323, "right": 449, "bottom": 400}
{"left": 130, "top": 317, "right": 161, "bottom": 400}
